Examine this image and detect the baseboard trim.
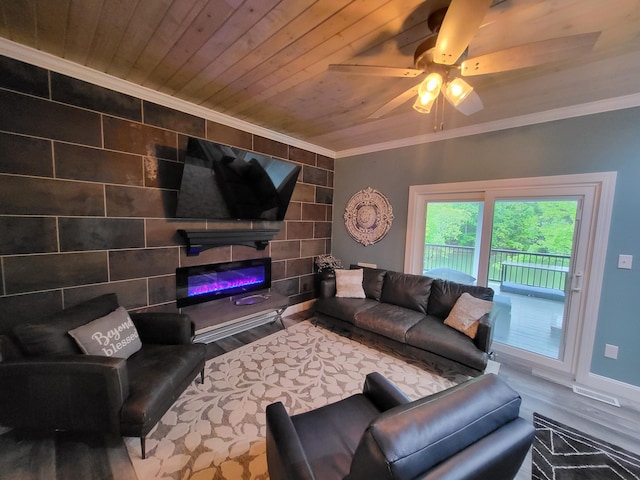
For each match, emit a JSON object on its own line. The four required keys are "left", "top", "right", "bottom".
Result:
{"left": 531, "top": 367, "right": 575, "bottom": 388}
{"left": 581, "top": 372, "right": 640, "bottom": 409}
{"left": 284, "top": 299, "right": 315, "bottom": 316}
{"left": 531, "top": 367, "right": 640, "bottom": 409}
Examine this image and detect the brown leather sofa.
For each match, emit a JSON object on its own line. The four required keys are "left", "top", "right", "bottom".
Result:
{"left": 315, "top": 268, "right": 495, "bottom": 372}
{"left": 0, "top": 293, "right": 207, "bottom": 458}
{"left": 266, "top": 372, "right": 534, "bottom": 480}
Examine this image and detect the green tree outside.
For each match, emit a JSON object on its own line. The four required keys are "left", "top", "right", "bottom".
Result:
{"left": 425, "top": 201, "right": 576, "bottom": 255}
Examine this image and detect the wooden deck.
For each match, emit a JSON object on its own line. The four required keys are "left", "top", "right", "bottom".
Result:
{"left": 490, "top": 282, "right": 565, "bottom": 359}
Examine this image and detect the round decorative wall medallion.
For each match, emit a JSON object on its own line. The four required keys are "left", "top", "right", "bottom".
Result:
{"left": 344, "top": 187, "right": 394, "bottom": 246}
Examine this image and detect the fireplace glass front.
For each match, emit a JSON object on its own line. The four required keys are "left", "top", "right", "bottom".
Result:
{"left": 176, "top": 258, "right": 271, "bottom": 308}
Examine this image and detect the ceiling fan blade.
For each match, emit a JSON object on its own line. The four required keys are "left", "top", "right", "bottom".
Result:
{"left": 461, "top": 31, "right": 601, "bottom": 76}
{"left": 433, "top": 0, "right": 492, "bottom": 66}
{"left": 368, "top": 84, "right": 421, "bottom": 119}
{"left": 329, "top": 64, "right": 424, "bottom": 77}
{"left": 452, "top": 90, "right": 483, "bottom": 116}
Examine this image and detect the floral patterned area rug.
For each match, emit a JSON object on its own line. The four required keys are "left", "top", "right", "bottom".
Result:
{"left": 125, "top": 320, "right": 468, "bottom": 480}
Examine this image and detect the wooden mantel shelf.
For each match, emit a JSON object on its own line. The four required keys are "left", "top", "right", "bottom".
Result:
{"left": 178, "top": 227, "right": 280, "bottom": 256}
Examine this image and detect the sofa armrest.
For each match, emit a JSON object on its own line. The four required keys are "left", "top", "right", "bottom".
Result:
{"left": 319, "top": 278, "right": 337, "bottom": 299}
{"left": 130, "top": 312, "right": 194, "bottom": 345}
{"left": 0, "top": 356, "right": 128, "bottom": 434}
{"left": 474, "top": 312, "right": 494, "bottom": 353}
{"left": 363, "top": 372, "right": 411, "bottom": 411}
{"left": 266, "top": 401, "right": 316, "bottom": 480}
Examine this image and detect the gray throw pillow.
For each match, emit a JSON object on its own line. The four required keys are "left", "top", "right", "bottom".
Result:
{"left": 444, "top": 293, "right": 494, "bottom": 338}
{"left": 68, "top": 306, "right": 142, "bottom": 359}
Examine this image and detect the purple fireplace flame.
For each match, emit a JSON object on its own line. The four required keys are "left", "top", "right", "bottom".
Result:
{"left": 176, "top": 258, "right": 271, "bottom": 308}
{"left": 188, "top": 267, "right": 265, "bottom": 297}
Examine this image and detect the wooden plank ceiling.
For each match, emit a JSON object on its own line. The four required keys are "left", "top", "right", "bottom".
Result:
{"left": 1, "top": 0, "right": 640, "bottom": 154}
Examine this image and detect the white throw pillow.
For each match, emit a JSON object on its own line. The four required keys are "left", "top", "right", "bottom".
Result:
{"left": 68, "top": 306, "right": 142, "bottom": 359}
{"left": 444, "top": 292, "right": 494, "bottom": 339}
{"left": 335, "top": 269, "right": 366, "bottom": 299}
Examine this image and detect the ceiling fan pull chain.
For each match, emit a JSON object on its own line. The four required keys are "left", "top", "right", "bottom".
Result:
{"left": 434, "top": 94, "right": 445, "bottom": 132}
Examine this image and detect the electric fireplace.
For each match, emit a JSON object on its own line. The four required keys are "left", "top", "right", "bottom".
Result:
{"left": 176, "top": 258, "right": 271, "bottom": 308}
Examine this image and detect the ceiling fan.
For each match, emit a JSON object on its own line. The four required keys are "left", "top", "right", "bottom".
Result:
{"left": 329, "top": 0, "right": 600, "bottom": 119}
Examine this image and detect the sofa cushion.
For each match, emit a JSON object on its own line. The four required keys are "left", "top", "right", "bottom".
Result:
{"left": 380, "top": 272, "right": 433, "bottom": 314}
{"left": 120, "top": 343, "right": 206, "bottom": 434}
{"left": 315, "top": 297, "right": 378, "bottom": 325}
{"left": 335, "top": 269, "right": 366, "bottom": 299}
{"left": 13, "top": 293, "right": 120, "bottom": 356}
{"left": 355, "top": 304, "right": 425, "bottom": 343}
{"left": 444, "top": 293, "right": 494, "bottom": 339}
{"left": 69, "top": 306, "right": 142, "bottom": 359}
{"left": 427, "top": 279, "right": 494, "bottom": 319}
{"left": 405, "top": 316, "right": 488, "bottom": 371}
{"left": 362, "top": 268, "right": 386, "bottom": 301}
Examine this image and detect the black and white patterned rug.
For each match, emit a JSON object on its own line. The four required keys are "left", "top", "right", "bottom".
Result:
{"left": 533, "top": 413, "right": 640, "bottom": 480}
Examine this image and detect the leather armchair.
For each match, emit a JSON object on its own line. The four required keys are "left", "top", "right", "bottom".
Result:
{"left": 266, "top": 373, "right": 534, "bottom": 480}
{"left": 0, "top": 293, "right": 207, "bottom": 458}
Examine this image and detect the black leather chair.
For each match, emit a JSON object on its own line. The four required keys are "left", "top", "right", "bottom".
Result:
{"left": 266, "top": 373, "right": 534, "bottom": 480}
{"left": 0, "top": 293, "right": 207, "bottom": 458}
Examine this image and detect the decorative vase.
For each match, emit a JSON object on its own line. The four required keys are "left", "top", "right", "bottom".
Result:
{"left": 318, "top": 269, "right": 336, "bottom": 281}
{"left": 316, "top": 269, "right": 336, "bottom": 295}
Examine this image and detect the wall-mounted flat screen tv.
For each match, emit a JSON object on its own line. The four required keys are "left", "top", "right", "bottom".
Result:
{"left": 176, "top": 137, "right": 301, "bottom": 221}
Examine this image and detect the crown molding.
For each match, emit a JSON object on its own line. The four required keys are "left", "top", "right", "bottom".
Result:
{"left": 0, "top": 38, "right": 335, "bottom": 158}
{"left": 4, "top": 37, "right": 640, "bottom": 161}
{"left": 335, "top": 93, "right": 640, "bottom": 158}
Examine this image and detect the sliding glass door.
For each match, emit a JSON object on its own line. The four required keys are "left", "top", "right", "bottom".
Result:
{"left": 487, "top": 198, "right": 579, "bottom": 360}
{"left": 405, "top": 175, "right": 610, "bottom": 375}
{"left": 422, "top": 198, "right": 579, "bottom": 361}
{"left": 422, "top": 201, "right": 483, "bottom": 284}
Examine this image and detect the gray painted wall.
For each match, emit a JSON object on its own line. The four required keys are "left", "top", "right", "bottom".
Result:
{"left": 333, "top": 107, "right": 640, "bottom": 388}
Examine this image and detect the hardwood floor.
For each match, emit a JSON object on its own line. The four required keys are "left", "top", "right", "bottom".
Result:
{"left": 1, "top": 310, "right": 638, "bottom": 480}
{"left": 0, "top": 429, "right": 135, "bottom": 480}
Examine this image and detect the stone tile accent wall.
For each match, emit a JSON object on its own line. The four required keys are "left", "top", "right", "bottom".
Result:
{"left": 0, "top": 56, "right": 333, "bottom": 330}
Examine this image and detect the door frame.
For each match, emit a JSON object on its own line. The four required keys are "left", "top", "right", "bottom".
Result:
{"left": 404, "top": 172, "right": 616, "bottom": 386}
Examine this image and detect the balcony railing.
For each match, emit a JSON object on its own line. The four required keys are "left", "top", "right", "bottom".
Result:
{"left": 423, "top": 244, "right": 571, "bottom": 291}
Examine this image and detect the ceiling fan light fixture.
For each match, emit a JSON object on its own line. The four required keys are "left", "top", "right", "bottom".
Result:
{"left": 413, "top": 95, "right": 436, "bottom": 114}
{"left": 417, "top": 72, "right": 443, "bottom": 103}
{"left": 443, "top": 77, "right": 473, "bottom": 106}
